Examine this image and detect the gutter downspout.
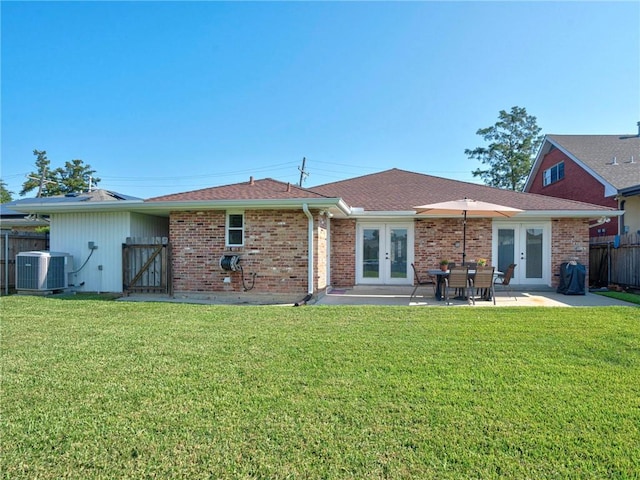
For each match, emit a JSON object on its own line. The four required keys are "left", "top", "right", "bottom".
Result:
{"left": 326, "top": 213, "right": 331, "bottom": 290}
{"left": 302, "top": 204, "right": 314, "bottom": 295}
{"left": 4, "top": 231, "right": 8, "bottom": 296}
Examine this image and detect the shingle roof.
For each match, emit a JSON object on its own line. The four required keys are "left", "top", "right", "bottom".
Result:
{"left": 547, "top": 134, "right": 640, "bottom": 190}
{"left": 3, "top": 190, "right": 139, "bottom": 206}
{"left": 147, "top": 178, "right": 333, "bottom": 202}
{"left": 311, "top": 168, "right": 611, "bottom": 212}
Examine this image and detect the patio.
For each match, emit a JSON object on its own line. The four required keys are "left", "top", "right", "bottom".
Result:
{"left": 315, "top": 286, "right": 633, "bottom": 307}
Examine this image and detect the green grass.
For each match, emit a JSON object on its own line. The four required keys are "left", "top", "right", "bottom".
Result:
{"left": 2, "top": 296, "right": 639, "bottom": 479}
{"left": 595, "top": 290, "right": 640, "bottom": 305}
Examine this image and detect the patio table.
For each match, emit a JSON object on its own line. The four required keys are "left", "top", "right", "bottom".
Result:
{"left": 427, "top": 269, "right": 502, "bottom": 301}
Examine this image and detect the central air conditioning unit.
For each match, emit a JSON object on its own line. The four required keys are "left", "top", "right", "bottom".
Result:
{"left": 16, "top": 251, "right": 74, "bottom": 292}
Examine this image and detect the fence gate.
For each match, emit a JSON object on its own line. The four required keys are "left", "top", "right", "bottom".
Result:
{"left": 589, "top": 233, "right": 640, "bottom": 289}
{"left": 122, "top": 237, "right": 171, "bottom": 295}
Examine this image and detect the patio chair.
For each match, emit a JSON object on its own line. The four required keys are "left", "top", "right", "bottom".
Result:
{"left": 410, "top": 263, "right": 436, "bottom": 301}
{"left": 445, "top": 266, "right": 473, "bottom": 305}
{"left": 494, "top": 263, "right": 517, "bottom": 300}
{"left": 471, "top": 266, "right": 495, "bottom": 305}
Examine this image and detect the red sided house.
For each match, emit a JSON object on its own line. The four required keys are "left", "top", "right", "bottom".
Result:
{"left": 525, "top": 128, "right": 640, "bottom": 238}
{"left": 12, "top": 169, "right": 620, "bottom": 298}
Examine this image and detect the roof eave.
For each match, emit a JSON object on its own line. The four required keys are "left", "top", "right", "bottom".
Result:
{"left": 10, "top": 199, "right": 144, "bottom": 214}
{"left": 11, "top": 198, "right": 351, "bottom": 217}
{"left": 514, "top": 209, "right": 624, "bottom": 219}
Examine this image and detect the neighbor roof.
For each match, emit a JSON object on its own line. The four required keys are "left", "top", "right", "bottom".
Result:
{"left": 527, "top": 134, "right": 640, "bottom": 193}
{"left": 8, "top": 189, "right": 140, "bottom": 205}
{"left": 311, "top": 168, "right": 612, "bottom": 213}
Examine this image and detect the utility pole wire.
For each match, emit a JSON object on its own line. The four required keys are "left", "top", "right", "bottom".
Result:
{"left": 298, "top": 157, "right": 309, "bottom": 186}
{"left": 28, "top": 170, "right": 59, "bottom": 198}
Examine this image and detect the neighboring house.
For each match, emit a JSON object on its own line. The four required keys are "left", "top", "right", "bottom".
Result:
{"left": 13, "top": 169, "right": 620, "bottom": 297}
{"left": 1, "top": 201, "right": 49, "bottom": 231}
{"left": 525, "top": 127, "right": 640, "bottom": 237}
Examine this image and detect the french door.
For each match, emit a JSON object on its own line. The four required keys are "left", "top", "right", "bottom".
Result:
{"left": 492, "top": 222, "right": 551, "bottom": 285}
{"left": 356, "top": 223, "right": 414, "bottom": 285}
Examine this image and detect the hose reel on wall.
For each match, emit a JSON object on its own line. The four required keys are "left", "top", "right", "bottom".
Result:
{"left": 219, "top": 254, "right": 256, "bottom": 291}
{"left": 219, "top": 254, "right": 240, "bottom": 272}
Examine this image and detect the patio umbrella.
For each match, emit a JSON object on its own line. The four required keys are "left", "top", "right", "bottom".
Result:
{"left": 413, "top": 198, "right": 523, "bottom": 265}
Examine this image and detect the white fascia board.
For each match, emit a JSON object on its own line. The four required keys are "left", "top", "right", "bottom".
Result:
{"left": 348, "top": 210, "right": 418, "bottom": 219}
{"left": 10, "top": 198, "right": 350, "bottom": 216}
{"left": 140, "top": 198, "right": 350, "bottom": 213}
{"left": 9, "top": 200, "right": 144, "bottom": 214}
{"left": 513, "top": 210, "right": 624, "bottom": 219}
{"left": 524, "top": 137, "right": 551, "bottom": 191}
{"left": 543, "top": 138, "right": 618, "bottom": 197}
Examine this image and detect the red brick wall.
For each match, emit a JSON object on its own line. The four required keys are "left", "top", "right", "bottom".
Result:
{"left": 413, "top": 218, "right": 492, "bottom": 273}
{"left": 171, "top": 212, "right": 590, "bottom": 292}
{"left": 551, "top": 218, "right": 590, "bottom": 288}
{"left": 170, "top": 209, "right": 323, "bottom": 295}
{"left": 329, "top": 219, "right": 356, "bottom": 287}
{"left": 528, "top": 148, "right": 618, "bottom": 236}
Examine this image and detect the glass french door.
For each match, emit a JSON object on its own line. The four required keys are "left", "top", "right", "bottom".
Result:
{"left": 357, "top": 223, "right": 413, "bottom": 284}
{"left": 493, "top": 222, "right": 550, "bottom": 285}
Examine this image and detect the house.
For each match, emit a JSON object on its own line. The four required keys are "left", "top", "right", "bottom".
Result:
{"left": 524, "top": 126, "right": 640, "bottom": 237}
{"left": 11, "top": 169, "right": 620, "bottom": 297}
{"left": 1, "top": 200, "right": 49, "bottom": 231}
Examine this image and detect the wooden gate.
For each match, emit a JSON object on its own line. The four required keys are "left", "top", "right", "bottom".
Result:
{"left": 590, "top": 233, "right": 640, "bottom": 288}
{"left": 122, "top": 237, "right": 171, "bottom": 295}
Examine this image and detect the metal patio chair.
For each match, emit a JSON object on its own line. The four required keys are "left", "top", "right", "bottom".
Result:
{"left": 410, "top": 263, "right": 436, "bottom": 301}
{"left": 445, "top": 266, "right": 473, "bottom": 305}
{"left": 494, "top": 263, "right": 517, "bottom": 300}
{"left": 471, "top": 266, "right": 495, "bottom": 304}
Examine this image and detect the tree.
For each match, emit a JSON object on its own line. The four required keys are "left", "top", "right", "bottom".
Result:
{"left": 466, "top": 106, "right": 543, "bottom": 191}
{"left": 0, "top": 180, "right": 13, "bottom": 203}
{"left": 20, "top": 150, "right": 57, "bottom": 197}
{"left": 55, "top": 159, "right": 101, "bottom": 194}
{"left": 20, "top": 150, "right": 100, "bottom": 197}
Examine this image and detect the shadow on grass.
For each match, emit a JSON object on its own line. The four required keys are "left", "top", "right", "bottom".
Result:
{"left": 48, "top": 292, "right": 123, "bottom": 301}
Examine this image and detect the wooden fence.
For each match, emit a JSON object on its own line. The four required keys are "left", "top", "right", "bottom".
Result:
{"left": 0, "top": 231, "right": 50, "bottom": 294}
{"left": 122, "top": 237, "right": 171, "bottom": 295}
{"left": 589, "top": 233, "right": 640, "bottom": 288}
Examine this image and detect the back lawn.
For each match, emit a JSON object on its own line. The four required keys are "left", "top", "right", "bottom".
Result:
{"left": 1, "top": 296, "right": 639, "bottom": 479}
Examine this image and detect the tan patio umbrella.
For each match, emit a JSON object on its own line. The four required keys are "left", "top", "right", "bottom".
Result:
{"left": 413, "top": 198, "right": 523, "bottom": 265}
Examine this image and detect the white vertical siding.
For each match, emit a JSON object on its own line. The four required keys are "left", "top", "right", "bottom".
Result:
{"left": 130, "top": 213, "right": 169, "bottom": 238}
{"left": 50, "top": 212, "right": 131, "bottom": 293}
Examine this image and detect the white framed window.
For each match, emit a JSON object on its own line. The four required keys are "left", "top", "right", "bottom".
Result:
{"left": 542, "top": 161, "right": 565, "bottom": 186}
{"left": 226, "top": 212, "right": 244, "bottom": 246}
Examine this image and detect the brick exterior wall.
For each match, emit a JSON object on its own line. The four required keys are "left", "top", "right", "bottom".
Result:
{"left": 413, "top": 218, "right": 493, "bottom": 273}
{"left": 170, "top": 209, "right": 327, "bottom": 295}
{"left": 551, "top": 218, "right": 590, "bottom": 288}
{"left": 171, "top": 211, "right": 589, "bottom": 292}
{"left": 528, "top": 148, "right": 619, "bottom": 236}
{"left": 329, "top": 219, "right": 356, "bottom": 287}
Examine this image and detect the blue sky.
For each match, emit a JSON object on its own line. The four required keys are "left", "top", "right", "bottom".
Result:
{"left": 2, "top": 1, "right": 639, "bottom": 199}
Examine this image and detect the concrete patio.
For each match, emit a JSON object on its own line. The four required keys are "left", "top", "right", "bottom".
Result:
{"left": 314, "top": 286, "right": 635, "bottom": 307}
{"left": 119, "top": 286, "right": 635, "bottom": 307}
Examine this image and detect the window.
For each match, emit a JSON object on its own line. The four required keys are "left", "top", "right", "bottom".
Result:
{"left": 227, "top": 213, "right": 244, "bottom": 246}
{"left": 542, "top": 161, "right": 565, "bottom": 186}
